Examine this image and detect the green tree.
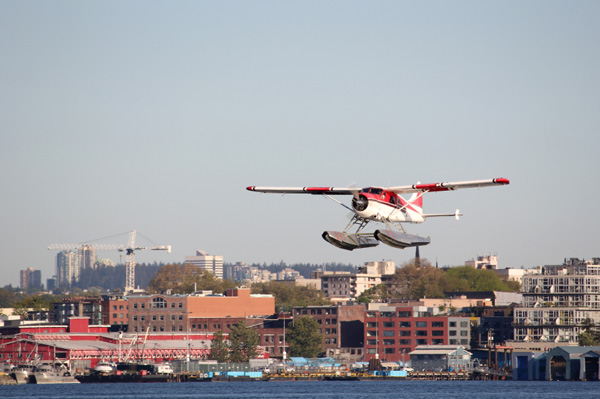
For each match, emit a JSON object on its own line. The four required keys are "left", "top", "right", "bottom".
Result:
{"left": 147, "top": 264, "right": 237, "bottom": 294}
{"left": 228, "top": 321, "right": 259, "bottom": 362}
{"left": 208, "top": 331, "right": 230, "bottom": 362}
{"left": 250, "top": 281, "right": 329, "bottom": 310}
{"left": 579, "top": 331, "right": 600, "bottom": 346}
{"left": 287, "top": 316, "right": 322, "bottom": 358}
{"left": 357, "top": 284, "right": 390, "bottom": 304}
{"left": 443, "top": 266, "right": 521, "bottom": 292}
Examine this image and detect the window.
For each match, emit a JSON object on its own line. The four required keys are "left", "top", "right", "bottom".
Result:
{"left": 415, "top": 330, "right": 427, "bottom": 336}
{"left": 399, "top": 321, "right": 411, "bottom": 328}
{"left": 399, "top": 330, "right": 410, "bottom": 337}
{"left": 383, "top": 321, "right": 394, "bottom": 328}
{"left": 152, "top": 297, "right": 167, "bottom": 309}
{"left": 416, "top": 321, "right": 427, "bottom": 328}
{"left": 449, "top": 321, "right": 456, "bottom": 327}
{"left": 383, "top": 339, "right": 395, "bottom": 345}
{"left": 383, "top": 330, "right": 395, "bottom": 337}
{"left": 432, "top": 321, "right": 444, "bottom": 328}
{"left": 416, "top": 339, "right": 427, "bottom": 345}
{"left": 399, "top": 339, "right": 411, "bottom": 345}
{"left": 449, "top": 330, "right": 457, "bottom": 336}
{"left": 178, "top": 302, "right": 183, "bottom": 308}
{"left": 432, "top": 330, "right": 444, "bottom": 336}
{"left": 384, "top": 348, "right": 395, "bottom": 354}
{"left": 460, "top": 321, "right": 468, "bottom": 328}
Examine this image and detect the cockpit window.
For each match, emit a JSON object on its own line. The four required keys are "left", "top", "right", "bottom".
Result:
{"left": 369, "top": 188, "right": 383, "bottom": 195}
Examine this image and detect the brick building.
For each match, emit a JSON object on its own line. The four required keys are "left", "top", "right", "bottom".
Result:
{"left": 100, "top": 295, "right": 128, "bottom": 328}
{"left": 363, "top": 304, "right": 471, "bottom": 363}
{"left": 293, "top": 304, "right": 366, "bottom": 362}
{"left": 127, "top": 288, "right": 274, "bottom": 333}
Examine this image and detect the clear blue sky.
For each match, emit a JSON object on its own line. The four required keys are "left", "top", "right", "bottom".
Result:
{"left": 1, "top": 1, "right": 599, "bottom": 287}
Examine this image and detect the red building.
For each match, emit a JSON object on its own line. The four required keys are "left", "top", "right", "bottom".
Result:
{"left": 100, "top": 295, "right": 128, "bottom": 327}
{"left": 364, "top": 305, "right": 450, "bottom": 363}
{"left": 0, "top": 317, "right": 217, "bottom": 372}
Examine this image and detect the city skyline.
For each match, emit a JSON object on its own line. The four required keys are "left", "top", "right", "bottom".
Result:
{"left": 2, "top": 2, "right": 600, "bottom": 287}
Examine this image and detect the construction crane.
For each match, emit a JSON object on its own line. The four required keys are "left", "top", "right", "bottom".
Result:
{"left": 48, "top": 230, "right": 171, "bottom": 292}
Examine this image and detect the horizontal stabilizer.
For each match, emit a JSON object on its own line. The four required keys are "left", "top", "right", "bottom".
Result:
{"left": 322, "top": 231, "right": 379, "bottom": 251}
{"left": 374, "top": 230, "right": 431, "bottom": 249}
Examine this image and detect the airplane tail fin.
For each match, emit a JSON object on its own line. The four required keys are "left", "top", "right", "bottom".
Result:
{"left": 408, "top": 192, "right": 424, "bottom": 214}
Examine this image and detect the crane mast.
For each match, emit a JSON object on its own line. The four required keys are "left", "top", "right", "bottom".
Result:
{"left": 48, "top": 230, "right": 171, "bottom": 293}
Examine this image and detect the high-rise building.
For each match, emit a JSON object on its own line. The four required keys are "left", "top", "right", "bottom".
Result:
{"left": 56, "top": 250, "right": 78, "bottom": 288}
{"left": 20, "top": 267, "right": 42, "bottom": 291}
{"left": 184, "top": 250, "right": 223, "bottom": 279}
{"left": 78, "top": 245, "right": 96, "bottom": 270}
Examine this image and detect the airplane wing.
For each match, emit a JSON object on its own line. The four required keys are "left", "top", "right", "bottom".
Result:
{"left": 387, "top": 178, "right": 509, "bottom": 194}
{"left": 246, "top": 186, "right": 360, "bottom": 195}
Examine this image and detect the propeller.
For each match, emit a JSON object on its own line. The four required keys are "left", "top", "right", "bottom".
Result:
{"left": 352, "top": 194, "right": 368, "bottom": 212}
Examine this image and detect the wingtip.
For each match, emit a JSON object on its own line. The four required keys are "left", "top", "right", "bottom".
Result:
{"left": 494, "top": 178, "right": 510, "bottom": 185}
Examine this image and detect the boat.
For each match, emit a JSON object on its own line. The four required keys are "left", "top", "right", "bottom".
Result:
{"left": 76, "top": 362, "right": 172, "bottom": 383}
{"left": 30, "top": 362, "right": 79, "bottom": 384}
{"left": 93, "top": 361, "right": 116, "bottom": 374}
{"left": 11, "top": 364, "right": 35, "bottom": 384}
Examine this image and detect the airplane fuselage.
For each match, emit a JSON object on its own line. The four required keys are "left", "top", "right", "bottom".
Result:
{"left": 352, "top": 187, "right": 425, "bottom": 224}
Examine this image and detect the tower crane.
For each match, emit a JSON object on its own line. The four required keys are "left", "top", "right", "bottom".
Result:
{"left": 48, "top": 230, "right": 171, "bottom": 292}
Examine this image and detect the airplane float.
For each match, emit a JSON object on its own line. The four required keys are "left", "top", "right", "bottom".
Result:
{"left": 246, "top": 178, "right": 509, "bottom": 251}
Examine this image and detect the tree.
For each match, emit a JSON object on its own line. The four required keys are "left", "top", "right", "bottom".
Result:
{"left": 287, "top": 316, "right": 322, "bottom": 358}
{"left": 228, "top": 321, "right": 259, "bottom": 363}
{"left": 579, "top": 331, "right": 600, "bottom": 346}
{"left": 250, "top": 281, "right": 329, "bottom": 311}
{"left": 389, "top": 260, "right": 446, "bottom": 299}
{"left": 209, "top": 331, "right": 230, "bottom": 362}
{"left": 357, "top": 284, "right": 390, "bottom": 304}
{"left": 147, "top": 264, "right": 237, "bottom": 294}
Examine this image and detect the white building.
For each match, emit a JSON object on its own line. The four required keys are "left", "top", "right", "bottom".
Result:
{"left": 514, "top": 258, "right": 600, "bottom": 343}
{"left": 321, "top": 261, "right": 396, "bottom": 300}
{"left": 465, "top": 254, "right": 498, "bottom": 270}
{"left": 184, "top": 250, "right": 223, "bottom": 279}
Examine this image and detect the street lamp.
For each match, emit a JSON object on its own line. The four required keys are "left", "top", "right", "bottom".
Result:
{"left": 280, "top": 307, "right": 287, "bottom": 362}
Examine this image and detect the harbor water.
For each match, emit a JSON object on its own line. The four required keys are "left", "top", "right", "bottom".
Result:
{"left": 3, "top": 380, "right": 600, "bottom": 399}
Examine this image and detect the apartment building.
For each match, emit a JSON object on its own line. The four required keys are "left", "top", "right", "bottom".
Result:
{"left": 514, "top": 257, "right": 600, "bottom": 343}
